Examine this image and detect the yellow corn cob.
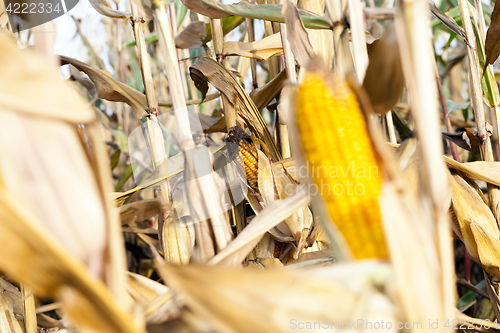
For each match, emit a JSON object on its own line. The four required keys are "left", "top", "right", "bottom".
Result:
{"left": 227, "top": 126, "right": 259, "bottom": 189}
{"left": 240, "top": 141, "right": 258, "bottom": 188}
{"left": 295, "top": 70, "right": 387, "bottom": 259}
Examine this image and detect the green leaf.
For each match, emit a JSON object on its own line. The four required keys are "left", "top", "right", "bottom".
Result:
{"left": 181, "top": 0, "right": 333, "bottom": 29}
{"left": 115, "top": 163, "right": 133, "bottom": 191}
{"left": 110, "top": 129, "right": 129, "bottom": 153}
{"left": 457, "top": 280, "right": 486, "bottom": 312}
{"left": 446, "top": 99, "right": 470, "bottom": 115}
{"left": 110, "top": 149, "right": 121, "bottom": 170}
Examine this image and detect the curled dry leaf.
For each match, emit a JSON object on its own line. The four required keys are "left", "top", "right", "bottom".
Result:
{"left": 120, "top": 198, "right": 162, "bottom": 226}
{"left": 60, "top": 55, "right": 148, "bottom": 118}
{"left": 363, "top": 23, "right": 405, "bottom": 115}
{"left": 444, "top": 155, "right": 500, "bottom": 187}
{"left": 175, "top": 21, "right": 207, "bottom": 49}
{"left": 450, "top": 173, "right": 500, "bottom": 279}
{"left": 282, "top": 0, "right": 314, "bottom": 66}
{"left": 250, "top": 69, "right": 287, "bottom": 111}
{"left": 88, "top": 0, "right": 131, "bottom": 19}
{"left": 484, "top": 0, "right": 500, "bottom": 72}
{"left": 429, "top": 2, "right": 466, "bottom": 40}
{"left": 224, "top": 33, "right": 283, "bottom": 60}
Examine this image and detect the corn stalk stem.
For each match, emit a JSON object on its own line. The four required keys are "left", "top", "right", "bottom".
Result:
{"left": 384, "top": 111, "right": 397, "bottom": 144}
{"left": 435, "top": 66, "right": 460, "bottom": 162}
{"left": 22, "top": 284, "right": 36, "bottom": 333}
{"left": 347, "top": 0, "right": 368, "bottom": 83}
{"left": 210, "top": 17, "right": 237, "bottom": 128}
{"left": 131, "top": 4, "right": 173, "bottom": 261}
{"left": 395, "top": 0, "right": 454, "bottom": 325}
{"left": 246, "top": 18, "right": 258, "bottom": 89}
{"left": 278, "top": 3, "right": 293, "bottom": 159}
{"left": 458, "top": 0, "right": 500, "bottom": 224}
{"left": 154, "top": 3, "right": 194, "bottom": 147}
{"left": 458, "top": 0, "right": 487, "bottom": 146}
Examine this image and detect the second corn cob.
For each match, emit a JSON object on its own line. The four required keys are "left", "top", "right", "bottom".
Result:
{"left": 227, "top": 126, "right": 259, "bottom": 189}
{"left": 295, "top": 69, "right": 387, "bottom": 259}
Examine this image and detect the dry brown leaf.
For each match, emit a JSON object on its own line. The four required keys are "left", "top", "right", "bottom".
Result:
{"left": 445, "top": 155, "right": 500, "bottom": 186}
{"left": 154, "top": 260, "right": 397, "bottom": 333}
{"left": 175, "top": 21, "right": 207, "bottom": 49}
{"left": 250, "top": 69, "right": 287, "bottom": 111}
{"left": 282, "top": 0, "right": 314, "bottom": 66}
{"left": 224, "top": 33, "right": 283, "bottom": 60}
{"left": 88, "top": 0, "right": 131, "bottom": 19}
{"left": 61, "top": 55, "right": 148, "bottom": 118}
{"left": 363, "top": 23, "right": 404, "bottom": 115}
{"left": 208, "top": 190, "right": 310, "bottom": 267}
{"left": 484, "top": 0, "right": 500, "bottom": 72}
{"left": 190, "top": 57, "right": 280, "bottom": 160}
{"left": 450, "top": 173, "right": 500, "bottom": 277}
{"left": 0, "top": 278, "right": 24, "bottom": 333}
{"left": 120, "top": 199, "right": 162, "bottom": 225}
{"left": 429, "top": 2, "right": 466, "bottom": 40}
{"left": 127, "top": 273, "right": 176, "bottom": 324}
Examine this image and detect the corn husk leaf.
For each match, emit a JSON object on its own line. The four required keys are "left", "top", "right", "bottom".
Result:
{"left": 0, "top": 43, "right": 93, "bottom": 123}
{"left": 154, "top": 260, "right": 397, "bottom": 333}
{"left": 208, "top": 189, "right": 310, "bottom": 267}
{"left": 120, "top": 199, "right": 162, "bottom": 225}
{"left": 445, "top": 155, "right": 500, "bottom": 186}
{"left": 0, "top": 278, "right": 24, "bottom": 333}
{"left": 0, "top": 188, "right": 144, "bottom": 333}
{"left": 450, "top": 173, "right": 500, "bottom": 273}
{"left": 127, "top": 272, "right": 176, "bottom": 323}
{"left": 363, "top": 23, "right": 405, "bottom": 115}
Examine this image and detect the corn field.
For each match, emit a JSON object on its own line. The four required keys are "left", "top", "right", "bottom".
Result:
{"left": 3, "top": 0, "right": 500, "bottom": 331}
